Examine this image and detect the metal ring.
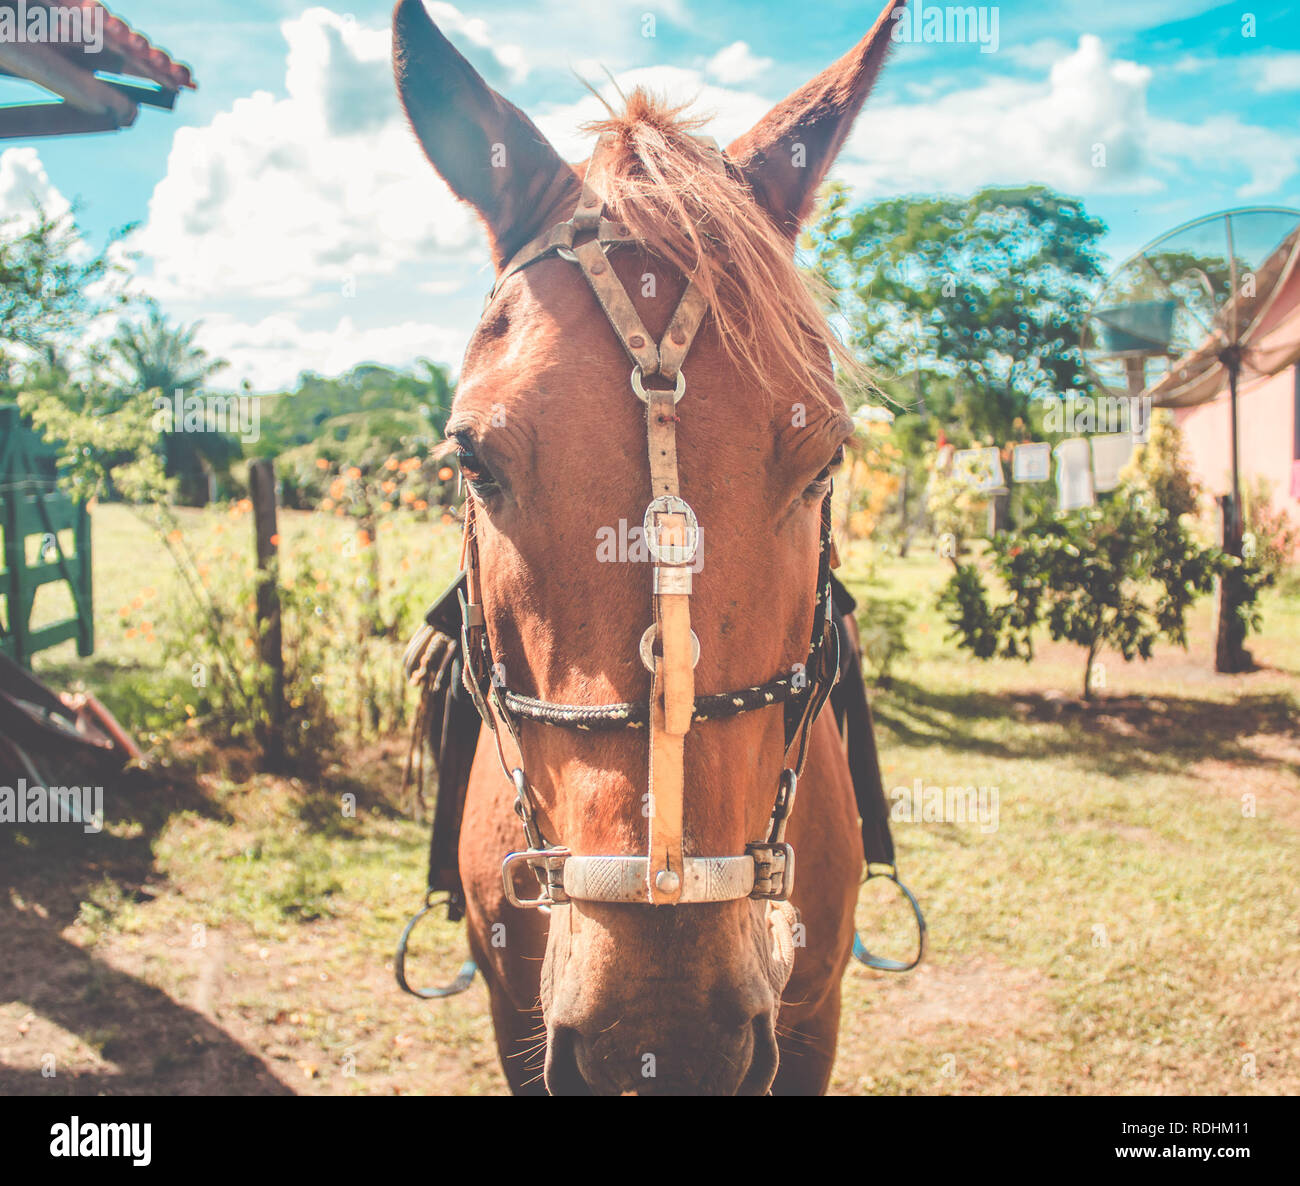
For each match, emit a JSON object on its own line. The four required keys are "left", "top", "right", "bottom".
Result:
{"left": 630, "top": 366, "right": 686, "bottom": 405}
{"left": 639, "top": 623, "right": 700, "bottom": 673}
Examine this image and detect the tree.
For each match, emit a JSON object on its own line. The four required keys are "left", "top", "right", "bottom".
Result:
{"left": 109, "top": 303, "right": 226, "bottom": 393}
{"left": 1119, "top": 409, "right": 1200, "bottom": 520}
{"left": 109, "top": 304, "right": 232, "bottom": 505}
{"left": 809, "top": 183, "right": 1107, "bottom": 442}
{"left": 938, "top": 489, "right": 1226, "bottom": 699}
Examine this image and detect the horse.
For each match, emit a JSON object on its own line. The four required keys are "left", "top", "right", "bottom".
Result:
{"left": 392, "top": 0, "right": 908, "bottom": 1095}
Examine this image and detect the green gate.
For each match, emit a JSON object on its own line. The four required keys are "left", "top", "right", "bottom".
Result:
{"left": 0, "top": 405, "right": 93, "bottom": 666}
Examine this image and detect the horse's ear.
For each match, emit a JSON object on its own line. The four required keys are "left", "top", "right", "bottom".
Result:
{"left": 725, "top": 0, "right": 906, "bottom": 239}
{"left": 392, "top": 0, "right": 577, "bottom": 269}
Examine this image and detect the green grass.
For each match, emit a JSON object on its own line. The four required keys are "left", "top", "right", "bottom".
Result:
{"left": 8, "top": 508, "right": 1299, "bottom": 1095}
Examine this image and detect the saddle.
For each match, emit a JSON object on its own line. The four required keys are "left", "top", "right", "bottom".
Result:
{"left": 399, "top": 569, "right": 924, "bottom": 987}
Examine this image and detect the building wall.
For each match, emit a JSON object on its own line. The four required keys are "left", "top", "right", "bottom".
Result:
{"left": 1174, "top": 364, "right": 1300, "bottom": 538}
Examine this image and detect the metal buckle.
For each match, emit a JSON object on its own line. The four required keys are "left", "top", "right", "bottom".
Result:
{"left": 631, "top": 365, "right": 687, "bottom": 405}
{"left": 747, "top": 842, "right": 795, "bottom": 901}
{"left": 501, "top": 848, "right": 571, "bottom": 909}
{"left": 642, "top": 495, "right": 700, "bottom": 565}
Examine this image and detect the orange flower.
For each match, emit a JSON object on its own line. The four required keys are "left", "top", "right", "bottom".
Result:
{"left": 320, "top": 497, "right": 335, "bottom": 511}
{"left": 385, "top": 457, "right": 399, "bottom": 471}
{"left": 400, "top": 489, "right": 414, "bottom": 503}
{"left": 329, "top": 479, "right": 346, "bottom": 500}
{"left": 399, "top": 457, "right": 421, "bottom": 473}
{"left": 347, "top": 467, "right": 362, "bottom": 480}
{"left": 167, "top": 529, "right": 182, "bottom": 543}
{"left": 413, "top": 499, "right": 428, "bottom": 511}
{"left": 438, "top": 465, "right": 454, "bottom": 481}
{"left": 381, "top": 480, "right": 397, "bottom": 494}
{"left": 237, "top": 498, "right": 253, "bottom": 513}
{"left": 356, "top": 529, "right": 371, "bottom": 548}
{"left": 270, "top": 533, "right": 281, "bottom": 547}
{"left": 316, "top": 458, "right": 330, "bottom": 470}
{"left": 440, "top": 513, "right": 453, "bottom": 525}
{"left": 380, "top": 502, "right": 393, "bottom": 513}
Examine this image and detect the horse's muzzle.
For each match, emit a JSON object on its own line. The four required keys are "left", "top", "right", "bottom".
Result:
{"left": 544, "top": 1012, "right": 780, "bottom": 1096}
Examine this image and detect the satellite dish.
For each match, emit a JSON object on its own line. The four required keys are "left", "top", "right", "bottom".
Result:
{"left": 1081, "top": 206, "right": 1300, "bottom": 525}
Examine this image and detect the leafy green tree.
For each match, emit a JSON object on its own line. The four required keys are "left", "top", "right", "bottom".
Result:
{"left": 810, "top": 182, "right": 1107, "bottom": 442}
{"left": 0, "top": 206, "right": 127, "bottom": 370}
{"left": 1119, "top": 409, "right": 1201, "bottom": 520}
{"left": 938, "top": 489, "right": 1226, "bottom": 699}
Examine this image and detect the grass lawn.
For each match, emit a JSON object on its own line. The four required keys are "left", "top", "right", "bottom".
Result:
{"left": 3, "top": 505, "right": 1297, "bottom": 1094}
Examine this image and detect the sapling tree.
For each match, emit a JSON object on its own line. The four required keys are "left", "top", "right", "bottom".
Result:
{"left": 938, "top": 488, "right": 1227, "bottom": 699}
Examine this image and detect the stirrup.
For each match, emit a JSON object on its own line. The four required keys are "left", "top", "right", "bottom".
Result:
{"left": 852, "top": 863, "right": 926, "bottom": 973}
{"left": 394, "top": 892, "right": 479, "bottom": 999}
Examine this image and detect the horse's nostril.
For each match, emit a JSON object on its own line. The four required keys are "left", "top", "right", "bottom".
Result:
{"left": 543, "top": 1027, "right": 594, "bottom": 1096}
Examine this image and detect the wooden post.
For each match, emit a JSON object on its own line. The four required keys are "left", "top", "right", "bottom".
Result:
{"left": 249, "top": 459, "right": 285, "bottom": 767}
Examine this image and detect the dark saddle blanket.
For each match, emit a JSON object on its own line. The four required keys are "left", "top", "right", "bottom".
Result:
{"left": 402, "top": 572, "right": 896, "bottom": 917}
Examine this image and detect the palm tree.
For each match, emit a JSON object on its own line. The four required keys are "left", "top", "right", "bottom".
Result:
{"left": 110, "top": 304, "right": 233, "bottom": 505}
{"left": 110, "top": 303, "right": 227, "bottom": 394}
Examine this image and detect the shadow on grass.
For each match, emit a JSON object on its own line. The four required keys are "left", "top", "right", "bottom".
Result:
{"left": 1, "top": 733, "right": 421, "bottom": 1095}
{"left": 872, "top": 677, "right": 1300, "bottom": 783}
{"left": 0, "top": 760, "right": 296, "bottom": 1095}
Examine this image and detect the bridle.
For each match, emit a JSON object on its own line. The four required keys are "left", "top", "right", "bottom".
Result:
{"left": 459, "top": 131, "right": 840, "bottom": 910}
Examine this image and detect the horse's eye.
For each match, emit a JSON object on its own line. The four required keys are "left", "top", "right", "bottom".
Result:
{"left": 805, "top": 444, "right": 845, "bottom": 496}
{"left": 453, "top": 434, "right": 500, "bottom": 497}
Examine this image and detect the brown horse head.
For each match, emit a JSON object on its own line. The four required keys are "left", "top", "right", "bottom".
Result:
{"left": 394, "top": 0, "right": 903, "bottom": 1094}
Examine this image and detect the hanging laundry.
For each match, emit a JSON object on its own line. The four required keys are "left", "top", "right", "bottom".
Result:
{"left": 1012, "top": 442, "right": 1051, "bottom": 483}
{"left": 1054, "top": 438, "right": 1094, "bottom": 510}
{"left": 1091, "top": 433, "right": 1135, "bottom": 493}
{"left": 952, "top": 446, "right": 1005, "bottom": 492}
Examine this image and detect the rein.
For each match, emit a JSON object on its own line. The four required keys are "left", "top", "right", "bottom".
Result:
{"left": 459, "top": 131, "right": 840, "bottom": 909}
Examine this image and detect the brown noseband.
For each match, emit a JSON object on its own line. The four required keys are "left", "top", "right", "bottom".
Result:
{"left": 459, "top": 132, "right": 839, "bottom": 909}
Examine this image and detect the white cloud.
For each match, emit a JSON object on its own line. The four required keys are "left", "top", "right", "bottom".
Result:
{"left": 0, "top": 147, "right": 71, "bottom": 228}
{"left": 839, "top": 35, "right": 1158, "bottom": 195}
{"left": 1252, "top": 52, "right": 1300, "bottom": 93}
{"left": 134, "top": 7, "right": 483, "bottom": 308}
{"left": 705, "top": 42, "right": 774, "bottom": 85}
{"left": 835, "top": 35, "right": 1298, "bottom": 201}
{"left": 196, "top": 311, "right": 469, "bottom": 392}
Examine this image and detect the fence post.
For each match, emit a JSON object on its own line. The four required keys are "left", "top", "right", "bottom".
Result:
{"left": 249, "top": 459, "right": 285, "bottom": 767}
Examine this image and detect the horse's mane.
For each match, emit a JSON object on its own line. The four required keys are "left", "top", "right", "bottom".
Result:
{"left": 581, "top": 89, "right": 855, "bottom": 407}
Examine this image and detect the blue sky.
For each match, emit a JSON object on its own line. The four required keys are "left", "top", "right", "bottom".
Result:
{"left": 2, "top": 0, "right": 1298, "bottom": 389}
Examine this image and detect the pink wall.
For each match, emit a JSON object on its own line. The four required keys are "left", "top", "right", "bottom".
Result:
{"left": 1174, "top": 364, "right": 1300, "bottom": 537}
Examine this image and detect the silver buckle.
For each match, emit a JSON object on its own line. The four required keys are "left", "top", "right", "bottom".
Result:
{"left": 501, "top": 848, "right": 571, "bottom": 909}
{"left": 642, "top": 495, "right": 699, "bottom": 566}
